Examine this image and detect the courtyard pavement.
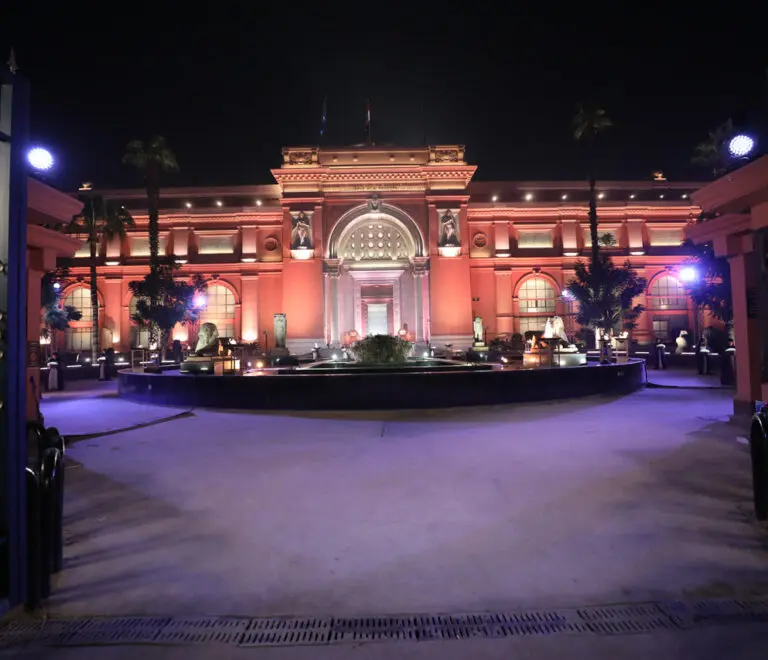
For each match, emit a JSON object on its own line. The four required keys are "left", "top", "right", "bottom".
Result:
{"left": 15, "top": 383, "right": 768, "bottom": 656}
{"left": 40, "top": 381, "right": 191, "bottom": 438}
{"left": 645, "top": 366, "right": 731, "bottom": 389}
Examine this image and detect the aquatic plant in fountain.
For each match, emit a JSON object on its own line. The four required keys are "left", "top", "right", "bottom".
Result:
{"left": 351, "top": 334, "right": 412, "bottom": 364}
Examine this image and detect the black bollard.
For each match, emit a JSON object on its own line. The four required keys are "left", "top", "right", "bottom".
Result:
{"left": 654, "top": 341, "right": 666, "bottom": 369}
{"left": 25, "top": 468, "right": 42, "bottom": 610}
{"left": 696, "top": 336, "right": 711, "bottom": 375}
{"left": 750, "top": 410, "right": 768, "bottom": 521}
{"left": 721, "top": 342, "right": 736, "bottom": 386}
{"left": 44, "top": 427, "right": 66, "bottom": 573}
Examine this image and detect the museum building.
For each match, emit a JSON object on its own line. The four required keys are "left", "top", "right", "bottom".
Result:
{"left": 62, "top": 145, "right": 704, "bottom": 353}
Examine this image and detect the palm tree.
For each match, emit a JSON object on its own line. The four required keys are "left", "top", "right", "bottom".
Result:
{"left": 122, "top": 136, "right": 178, "bottom": 278}
{"left": 70, "top": 194, "right": 134, "bottom": 361}
{"left": 41, "top": 271, "right": 82, "bottom": 356}
{"left": 567, "top": 253, "right": 646, "bottom": 361}
{"left": 573, "top": 104, "right": 613, "bottom": 264}
{"left": 692, "top": 118, "right": 734, "bottom": 177}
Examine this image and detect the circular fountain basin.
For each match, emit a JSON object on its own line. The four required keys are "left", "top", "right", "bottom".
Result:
{"left": 118, "top": 358, "right": 645, "bottom": 410}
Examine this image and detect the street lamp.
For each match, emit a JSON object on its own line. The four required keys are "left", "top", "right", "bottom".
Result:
{"left": 679, "top": 266, "right": 701, "bottom": 341}
{"left": 26, "top": 146, "right": 54, "bottom": 172}
{"left": 728, "top": 134, "right": 756, "bottom": 159}
{"left": 679, "top": 266, "right": 698, "bottom": 283}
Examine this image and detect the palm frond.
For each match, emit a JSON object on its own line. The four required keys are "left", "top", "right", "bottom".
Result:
{"left": 573, "top": 103, "right": 613, "bottom": 141}
{"left": 122, "top": 139, "right": 147, "bottom": 168}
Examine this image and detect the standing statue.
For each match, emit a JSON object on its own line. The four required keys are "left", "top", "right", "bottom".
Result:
{"left": 675, "top": 329, "right": 689, "bottom": 354}
{"left": 473, "top": 316, "right": 484, "bottom": 344}
{"left": 274, "top": 313, "right": 287, "bottom": 349}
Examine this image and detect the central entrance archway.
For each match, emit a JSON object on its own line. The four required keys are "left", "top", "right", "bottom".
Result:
{"left": 325, "top": 203, "right": 429, "bottom": 345}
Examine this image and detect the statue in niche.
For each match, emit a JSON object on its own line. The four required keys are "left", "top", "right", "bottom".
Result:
{"left": 438, "top": 210, "right": 460, "bottom": 247}
{"left": 473, "top": 315, "right": 484, "bottom": 345}
{"left": 290, "top": 211, "right": 313, "bottom": 250}
{"left": 195, "top": 322, "right": 220, "bottom": 356}
{"left": 274, "top": 313, "right": 287, "bottom": 349}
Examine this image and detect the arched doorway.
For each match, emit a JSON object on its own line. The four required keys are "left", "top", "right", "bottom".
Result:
{"left": 326, "top": 203, "right": 428, "bottom": 345}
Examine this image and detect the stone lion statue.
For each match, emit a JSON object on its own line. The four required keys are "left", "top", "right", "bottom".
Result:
{"left": 543, "top": 316, "right": 569, "bottom": 345}
{"left": 195, "top": 322, "right": 220, "bottom": 356}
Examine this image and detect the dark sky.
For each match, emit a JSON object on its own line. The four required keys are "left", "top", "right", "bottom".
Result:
{"left": 2, "top": 2, "right": 766, "bottom": 190}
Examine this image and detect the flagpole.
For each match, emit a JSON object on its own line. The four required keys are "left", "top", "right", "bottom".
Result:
{"left": 320, "top": 95, "right": 327, "bottom": 141}
{"left": 365, "top": 98, "right": 372, "bottom": 146}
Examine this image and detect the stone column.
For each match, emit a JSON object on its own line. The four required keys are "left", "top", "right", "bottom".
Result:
{"left": 729, "top": 250, "right": 764, "bottom": 417}
{"left": 393, "top": 275, "right": 402, "bottom": 333}
{"left": 240, "top": 275, "right": 259, "bottom": 342}
{"left": 325, "top": 259, "right": 341, "bottom": 345}
{"left": 495, "top": 270, "right": 513, "bottom": 334}
{"left": 103, "top": 277, "right": 122, "bottom": 349}
{"left": 494, "top": 221, "right": 510, "bottom": 255}
{"left": 413, "top": 258, "right": 429, "bottom": 341}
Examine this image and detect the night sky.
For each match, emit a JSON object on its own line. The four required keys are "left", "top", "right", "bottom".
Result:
{"left": 2, "top": 3, "right": 766, "bottom": 190}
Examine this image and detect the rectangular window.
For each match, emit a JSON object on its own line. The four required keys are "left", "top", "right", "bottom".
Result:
{"left": 199, "top": 235, "right": 235, "bottom": 254}
{"left": 517, "top": 231, "right": 553, "bottom": 249}
{"left": 65, "top": 328, "right": 92, "bottom": 351}
{"left": 130, "top": 326, "right": 151, "bottom": 348}
{"left": 130, "top": 235, "right": 167, "bottom": 256}
{"left": 74, "top": 242, "right": 91, "bottom": 258}
{"left": 583, "top": 228, "right": 618, "bottom": 247}
{"left": 649, "top": 228, "right": 683, "bottom": 246}
{"left": 518, "top": 317, "right": 547, "bottom": 335}
{"left": 651, "top": 315, "right": 690, "bottom": 341}
{"left": 213, "top": 323, "right": 235, "bottom": 338}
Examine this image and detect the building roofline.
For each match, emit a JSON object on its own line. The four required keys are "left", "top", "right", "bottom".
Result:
{"left": 469, "top": 180, "right": 705, "bottom": 190}
{"left": 92, "top": 184, "right": 282, "bottom": 199}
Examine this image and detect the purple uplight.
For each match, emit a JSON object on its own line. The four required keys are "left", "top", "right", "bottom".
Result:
{"left": 194, "top": 294, "right": 206, "bottom": 308}
{"left": 679, "top": 266, "right": 698, "bottom": 283}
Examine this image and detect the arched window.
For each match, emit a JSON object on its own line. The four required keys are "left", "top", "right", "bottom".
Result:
{"left": 337, "top": 215, "right": 417, "bottom": 262}
{"left": 63, "top": 287, "right": 92, "bottom": 321}
{"left": 200, "top": 283, "right": 236, "bottom": 338}
{"left": 129, "top": 296, "right": 151, "bottom": 348}
{"left": 517, "top": 276, "right": 557, "bottom": 334}
{"left": 62, "top": 287, "right": 96, "bottom": 351}
{"left": 649, "top": 275, "right": 687, "bottom": 310}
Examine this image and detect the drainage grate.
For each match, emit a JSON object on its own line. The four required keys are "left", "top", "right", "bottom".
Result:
{"left": 576, "top": 604, "right": 677, "bottom": 634}
{"left": 2, "top": 598, "right": 768, "bottom": 650}
{"left": 658, "top": 597, "right": 768, "bottom": 629}
{"left": 60, "top": 617, "right": 171, "bottom": 646}
{"left": 239, "top": 617, "right": 333, "bottom": 647}
{"left": 156, "top": 616, "right": 251, "bottom": 645}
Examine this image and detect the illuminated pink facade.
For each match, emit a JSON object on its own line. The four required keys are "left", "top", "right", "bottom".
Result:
{"left": 64, "top": 145, "right": 703, "bottom": 353}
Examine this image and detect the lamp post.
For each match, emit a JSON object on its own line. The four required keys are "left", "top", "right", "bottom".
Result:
{"left": 1, "top": 61, "right": 31, "bottom": 607}
{"left": 679, "top": 266, "right": 700, "bottom": 343}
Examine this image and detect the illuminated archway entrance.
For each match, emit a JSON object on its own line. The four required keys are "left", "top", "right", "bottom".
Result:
{"left": 325, "top": 203, "right": 429, "bottom": 345}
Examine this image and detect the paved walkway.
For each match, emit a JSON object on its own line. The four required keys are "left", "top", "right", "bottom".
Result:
{"left": 41, "top": 388, "right": 766, "bottom": 616}
{"left": 3, "top": 623, "right": 768, "bottom": 659}
{"left": 645, "top": 366, "right": 731, "bottom": 389}
{"left": 41, "top": 381, "right": 190, "bottom": 438}
{"left": 19, "top": 383, "right": 767, "bottom": 657}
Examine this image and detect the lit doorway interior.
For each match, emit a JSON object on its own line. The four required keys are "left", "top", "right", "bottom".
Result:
{"left": 366, "top": 303, "right": 389, "bottom": 336}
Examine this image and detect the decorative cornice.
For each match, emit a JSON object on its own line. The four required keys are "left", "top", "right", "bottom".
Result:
{"left": 271, "top": 165, "right": 477, "bottom": 193}
{"left": 467, "top": 205, "right": 700, "bottom": 220}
